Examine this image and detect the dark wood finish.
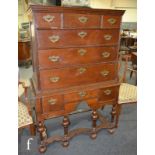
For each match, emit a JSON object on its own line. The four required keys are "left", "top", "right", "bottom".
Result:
{"left": 63, "top": 13, "right": 101, "bottom": 29}
{"left": 30, "top": 5, "right": 125, "bottom": 153}
{"left": 102, "top": 15, "right": 121, "bottom": 28}
{"left": 18, "top": 41, "right": 31, "bottom": 67}
{"left": 39, "top": 62, "right": 117, "bottom": 90}
{"left": 37, "top": 29, "right": 120, "bottom": 49}
{"left": 38, "top": 46, "right": 118, "bottom": 69}
{"left": 34, "top": 13, "right": 61, "bottom": 29}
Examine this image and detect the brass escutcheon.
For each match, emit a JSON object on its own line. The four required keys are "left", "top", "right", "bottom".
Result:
{"left": 107, "top": 18, "right": 116, "bottom": 25}
{"left": 49, "top": 35, "right": 60, "bottom": 43}
{"left": 78, "top": 67, "right": 87, "bottom": 74}
{"left": 43, "top": 15, "right": 55, "bottom": 22}
{"left": 104, "top": 35, "right": 112, "bottom": 41}
{"left": 100, "top": 70, "right": 109, "bottom": 77}
{"left": 78, "top": 31, "right": 87, "bottom": 38}
{"left": 48, "top": 98, "right": 57, "bottom": 105}
{"left": 102, "top": 52, "right": 110, "bottom": 58}
{"left": 48, "top": 56, "right": 60, "bottom": 62}
{"left": 78, "top": 91, "right": 87, "bottom": 97}
{"left": 78, "top": 49, "right": 87, "bottom": 56}
{"left": 78, "top": 16, "right": 88, "bottom": 23}
{"left": 104, "top": 89, "right": 112, "bottom": 95}
{"left": 50, "top": 77, "right": 60, "bottom": 83}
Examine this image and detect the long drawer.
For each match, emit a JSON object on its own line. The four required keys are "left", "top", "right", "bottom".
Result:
{"left": 38, "top": 46, "right": 118, "bottom": 69}
{"left": 39, "top": 62, "right": 117, "bottom": 90}
{"left": 36, "top": 29, "right": 120, "bottom": 49}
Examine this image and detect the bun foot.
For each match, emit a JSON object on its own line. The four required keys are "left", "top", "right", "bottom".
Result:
{"left": 39, "top": 145, "right": 47, "bottom": 153}
{"left": 108, "top": 128, "right": 115, "bottom": 134}
{"left": 62, "top": 141, "right": 69, "bottom": 147}
{"left": 90, "top": 133, "right": 97, "bottom": 139}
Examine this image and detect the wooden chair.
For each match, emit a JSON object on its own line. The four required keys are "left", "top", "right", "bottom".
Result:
{"left": 18, "top": 81, "right": 36, "bottom": 135}
{"left": 111, "top": 55, "right": 137, "bottom": 128}
{"left": 112, "top": 56, "right": 137, "bottom": 128}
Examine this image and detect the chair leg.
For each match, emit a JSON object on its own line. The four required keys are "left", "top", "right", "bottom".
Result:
{"left": 115, "top": 104, "right": 122, "bottom": 128}
{"left": 111, "top": 104, "right": 117, "bottom": 123}
{"left": 101, "top": 105, "right": 105, "bottom": 110}
{"left": 29, "top": 123, "right": 36, "bottom": 136}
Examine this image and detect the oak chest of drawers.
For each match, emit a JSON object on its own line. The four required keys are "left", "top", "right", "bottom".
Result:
{"left": 30, "top": 5, "right": 124, "bottom": 153}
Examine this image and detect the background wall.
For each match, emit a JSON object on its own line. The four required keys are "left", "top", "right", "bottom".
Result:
{"left": 90, "top": 0, "right": 137, "bottom": 22}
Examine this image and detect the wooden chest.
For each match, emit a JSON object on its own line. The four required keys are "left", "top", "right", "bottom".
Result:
{"left": 30, "top": 5, "right": 124, "bottom": 152}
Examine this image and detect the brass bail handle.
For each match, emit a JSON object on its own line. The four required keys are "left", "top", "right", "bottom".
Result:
{"left": 43, "top": 15, "right": 55, "bottom": 22}
{"left": 48, "top": 98, "right": 57, "bottom": 105}
{"left": 104, "top": 89, "right": 112, "bottom": 95}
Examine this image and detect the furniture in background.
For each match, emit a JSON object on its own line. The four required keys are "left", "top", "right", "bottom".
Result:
{"left": 113, "top": 55, "right": 137, "bottom": 127}
{"left": 30, "top": 5, "right": 125, "bottom": 153}
{"left": 128, "top": 52, "right": 137, "bottom": 84}
{"left": 18, "top": 40, "right": 31, "bottom": 68}
{"left": 18, "top": 81, "right": 36, "bottom": 135}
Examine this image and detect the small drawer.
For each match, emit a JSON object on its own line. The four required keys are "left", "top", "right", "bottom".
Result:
{"left": 98, "top": 86, "right": 119, "bottom": 101}
{"left": 102, "top": 15, "right": 121, "bottom": 28}
{"left": 42, "top": 95, "right": 64, "bottom": 113}
{"left": 38, "top": 46, "right": 118, "bottom": 69}
{"left": 34, "top": 13, "right": 61, "bottom": 29}
{"left": 64, "top": 89, "right": 99, "bottom": 103}
{"left": 63, "top": 13, "right": 101, "bottom": 29}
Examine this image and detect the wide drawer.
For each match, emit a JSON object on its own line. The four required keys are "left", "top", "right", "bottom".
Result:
{"left": 39, "top": 63, "right": 117, "bottom": 90}
{"left": 102, "top": 15, "right": 121, "bottom": 28}
{"left": 63, "top": 13, "right": 101, "bottom": 29}
{"left": 42, "top": 95, "right": 64, "bottom": 113}
{"left": 38, "top": 46, "right": 118, "bottom": 69}
{"left": 34, "top": 13, "right": 61, "bottom": 29}
{"left": 36, "top": 29, "right": 120, "bottom": 49}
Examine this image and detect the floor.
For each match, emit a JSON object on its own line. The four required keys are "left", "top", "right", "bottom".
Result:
{"left": 18, "top": 62, "right": 137, "bottom": 155}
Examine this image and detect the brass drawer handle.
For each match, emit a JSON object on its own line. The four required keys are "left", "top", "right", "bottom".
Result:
{"left": 43, "top": 15, "right": 55, "bottom": 23}
{"left": 49, "top": 35, "right": 60, "bottom": 43}
{"left": 78, "top": 16, "right": 88, "bottom": 23}
{"left": 104, "top": 89, "right": 112, "bottom": 95}
{"left": 48, "top": 56, "right": 60, "bottom": 62}
{"left": 102, "top": 52, "right": 110, "bottom": 58}
{"left": 78, "top": 91, "right": 87, "bottom": 97}
{"left": 78, "top": 67, "right": 87, "bottom": 74}
{"left": 48, "top": 98, "right": 57, "bottom": 105}
{"left": 108, "top": 18, "right": 116, "bottom": 25}
{"left": 100, "top": 70, "right": 109, "bottom": 77}
{"left": 78, "top": 49, "right": 87, "bottom": 56}
{"left": 104, "top": 35, "right": 112, "bottom": 41}
{"left": 78, "top": 31, "right": 87, "bottom": 38}
{"left": 50, "top": 77, "right": 60, "bottom": 83}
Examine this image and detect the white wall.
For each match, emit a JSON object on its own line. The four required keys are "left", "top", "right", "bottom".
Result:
{"left": 90, "top": 0, "right": 137, "bottom": 22}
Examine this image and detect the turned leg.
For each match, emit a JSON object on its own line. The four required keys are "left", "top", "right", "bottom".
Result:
{"left": 91, "top": 110, "right": 98, "bottom": 139}
{"left": 62, "top": 116, "right": 70, "bottom": 147}
{"left": 111, "top": 104, "right": 117, "bottom": 123}
{"left": 37, "top": 121, "right": 47, "bottom": 153}
{"left": 115, "top": 104, "right": 122, "bottom": 128}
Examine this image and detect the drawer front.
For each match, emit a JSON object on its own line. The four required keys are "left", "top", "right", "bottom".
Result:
{"left": 64, "top": 89, "right": 99, "bottom": 103}
{"left": 42, "top": 95, "right": 64, "bottom": 113}
{"left": 34, "top": 13, "right": 61, "bottom": 29}
{"left": 63, "top": 13, "right": 101, "bottom": 28}
{"left": 98, "top": 86, "right": 118, "bottom": 101}
{"left": 38, "top": 46, "right": 118, "bottom": 69}
{"left": 102, "top": 15, "right": 121, "bottom": 28}
{"left": 37, "top": 29, "right": 120, "bottom": 49}
{"left": 39, "top": 63, "right": 117, "bottom": 90}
